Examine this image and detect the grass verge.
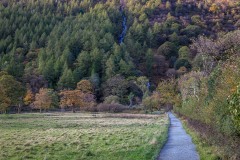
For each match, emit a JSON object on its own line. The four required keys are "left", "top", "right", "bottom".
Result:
{"left": 179, "top": 117, "right": 220, "bottom": 160}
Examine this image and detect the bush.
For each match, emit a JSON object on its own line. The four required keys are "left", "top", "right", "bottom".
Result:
{"left": 177, "top": 57, "right": 240, "bottom": 136}
{"left": 104, "top": 95, "right": 120, "bottom": 104}
{"left": 97, "top": 103, "right": 127, "bottom": 113}
{"left": 142, "top": 92, "right": 161, "bottom": 112}
{"left": 81, "top": 106, "right": 98, "bottom": 112}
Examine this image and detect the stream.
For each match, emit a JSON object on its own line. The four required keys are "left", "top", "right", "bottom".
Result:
{"left": 119, "top": 0, "right": 127, "bottom": 44}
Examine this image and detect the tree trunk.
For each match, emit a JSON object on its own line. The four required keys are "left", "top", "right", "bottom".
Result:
{"left": 17, "top": 104, "right": 21, "bottom": 114}
{"left": 40, "top": 108, "right": 42, "bottom": 113}
{"left": 129, "top": 99, "right": 133, "bottom": 108}
{"left": 72, "top": 107, "right": 75, "bottom": 113}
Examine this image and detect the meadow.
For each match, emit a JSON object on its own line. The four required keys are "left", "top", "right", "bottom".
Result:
{"left": 0, "top": 113, "right": 169, "bottom": 160}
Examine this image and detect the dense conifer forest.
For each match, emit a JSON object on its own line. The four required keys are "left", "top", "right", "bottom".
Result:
{"left": 0, "top": 0, "right": 239, "bottom": 96}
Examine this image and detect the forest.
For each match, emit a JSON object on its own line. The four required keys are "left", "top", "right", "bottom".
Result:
{"left": 0, "top": 0, "right": 240, "bottom": 159}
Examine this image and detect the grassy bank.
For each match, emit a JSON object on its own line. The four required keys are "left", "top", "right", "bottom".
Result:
{"left": 0, "top": 113, "right": 168, "bottom": 160}
{"left": 179, "top": 117, "right": 221, "bottom": 160}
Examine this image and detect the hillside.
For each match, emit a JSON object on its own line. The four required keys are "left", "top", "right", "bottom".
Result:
{"left": 0, "top": 0, "right": 239, "bottom": 93}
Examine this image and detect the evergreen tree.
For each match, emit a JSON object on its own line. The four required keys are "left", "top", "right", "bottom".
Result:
{"left": 146, "top": 49, "right": 153, "bottom": 76}
{"left": 42, "top": 57, "right": 55, "bottom": 87}
{"left": 105, "top": 55, "right": 116, "bottom": 79}
{"left": 76, "top": 51, "right": 91, "bottom": 77}
{"left": 57, "top": 65, "right": 75, "bottom": 89}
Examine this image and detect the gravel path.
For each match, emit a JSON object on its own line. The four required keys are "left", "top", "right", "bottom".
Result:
{"left": 158, "top": 112, "right": 200, "bottom": 160}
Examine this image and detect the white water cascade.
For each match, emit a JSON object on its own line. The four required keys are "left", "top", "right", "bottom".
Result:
{"left": 119, "top": 0, "right": 127, "bottom": 44}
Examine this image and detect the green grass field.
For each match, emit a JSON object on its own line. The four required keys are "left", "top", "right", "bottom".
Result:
{"left": 0, "top": 113, "right": 169, "bottom": 160}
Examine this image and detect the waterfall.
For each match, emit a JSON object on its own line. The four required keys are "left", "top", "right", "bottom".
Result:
{"left": 119, "top": 1, "right": 127, "bottom": 44}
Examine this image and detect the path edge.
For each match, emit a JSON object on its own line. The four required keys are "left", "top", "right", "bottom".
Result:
{"left": 156, "top": 112, "right": 171, "bottom": 160}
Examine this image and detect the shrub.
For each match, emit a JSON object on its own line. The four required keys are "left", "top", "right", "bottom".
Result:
{"left": 142, "top": 92, "right": 162, "bottom": 112}
{"left": 97, "top": 103, "right": 127, "bottom": 113}
{"left": 104, "top": 95, "right": 120, "bottom": 104}
{"left": 81, "top": 106, "right": 97, "bottom": 112}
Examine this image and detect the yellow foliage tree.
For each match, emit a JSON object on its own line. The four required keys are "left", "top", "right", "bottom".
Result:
{"left": 209, "top": 3, "right": 219, "bottom": 13}
{"left": 77, "top": 80, "right": 93, "bottom": 93}
{"left": 157, "top": 80, "right": 174, "bottom": 103}
{"left": 157, "top": 79, "right": 180, "bottom": 108}
{"left": 24, "top": 88, "right": 35, "bottom": 105}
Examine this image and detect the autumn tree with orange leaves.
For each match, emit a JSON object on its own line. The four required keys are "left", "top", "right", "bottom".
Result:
{"left": 59, "top": 90, "right": 95, "bottom": 112}
{"left": 33, "top": 88, "right": 59, "bottom": 112}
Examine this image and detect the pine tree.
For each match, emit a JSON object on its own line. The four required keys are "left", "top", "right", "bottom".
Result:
{"left": 58, "top": 65, "right": 75, "bottom": 89}
{"left": 146, "top": 49, "right": 153, "bottom": 76}
{"left": 42, "top": 57, "right": 55, "bottom": 87}
{"left": 105, "top": 56, "right": 116, "bottom": 79}
{"left": 76, "top": 51, "right": 91, "bottom": 77}
{"left": 90, "top": 48, "right": 102, "bottom": 73}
